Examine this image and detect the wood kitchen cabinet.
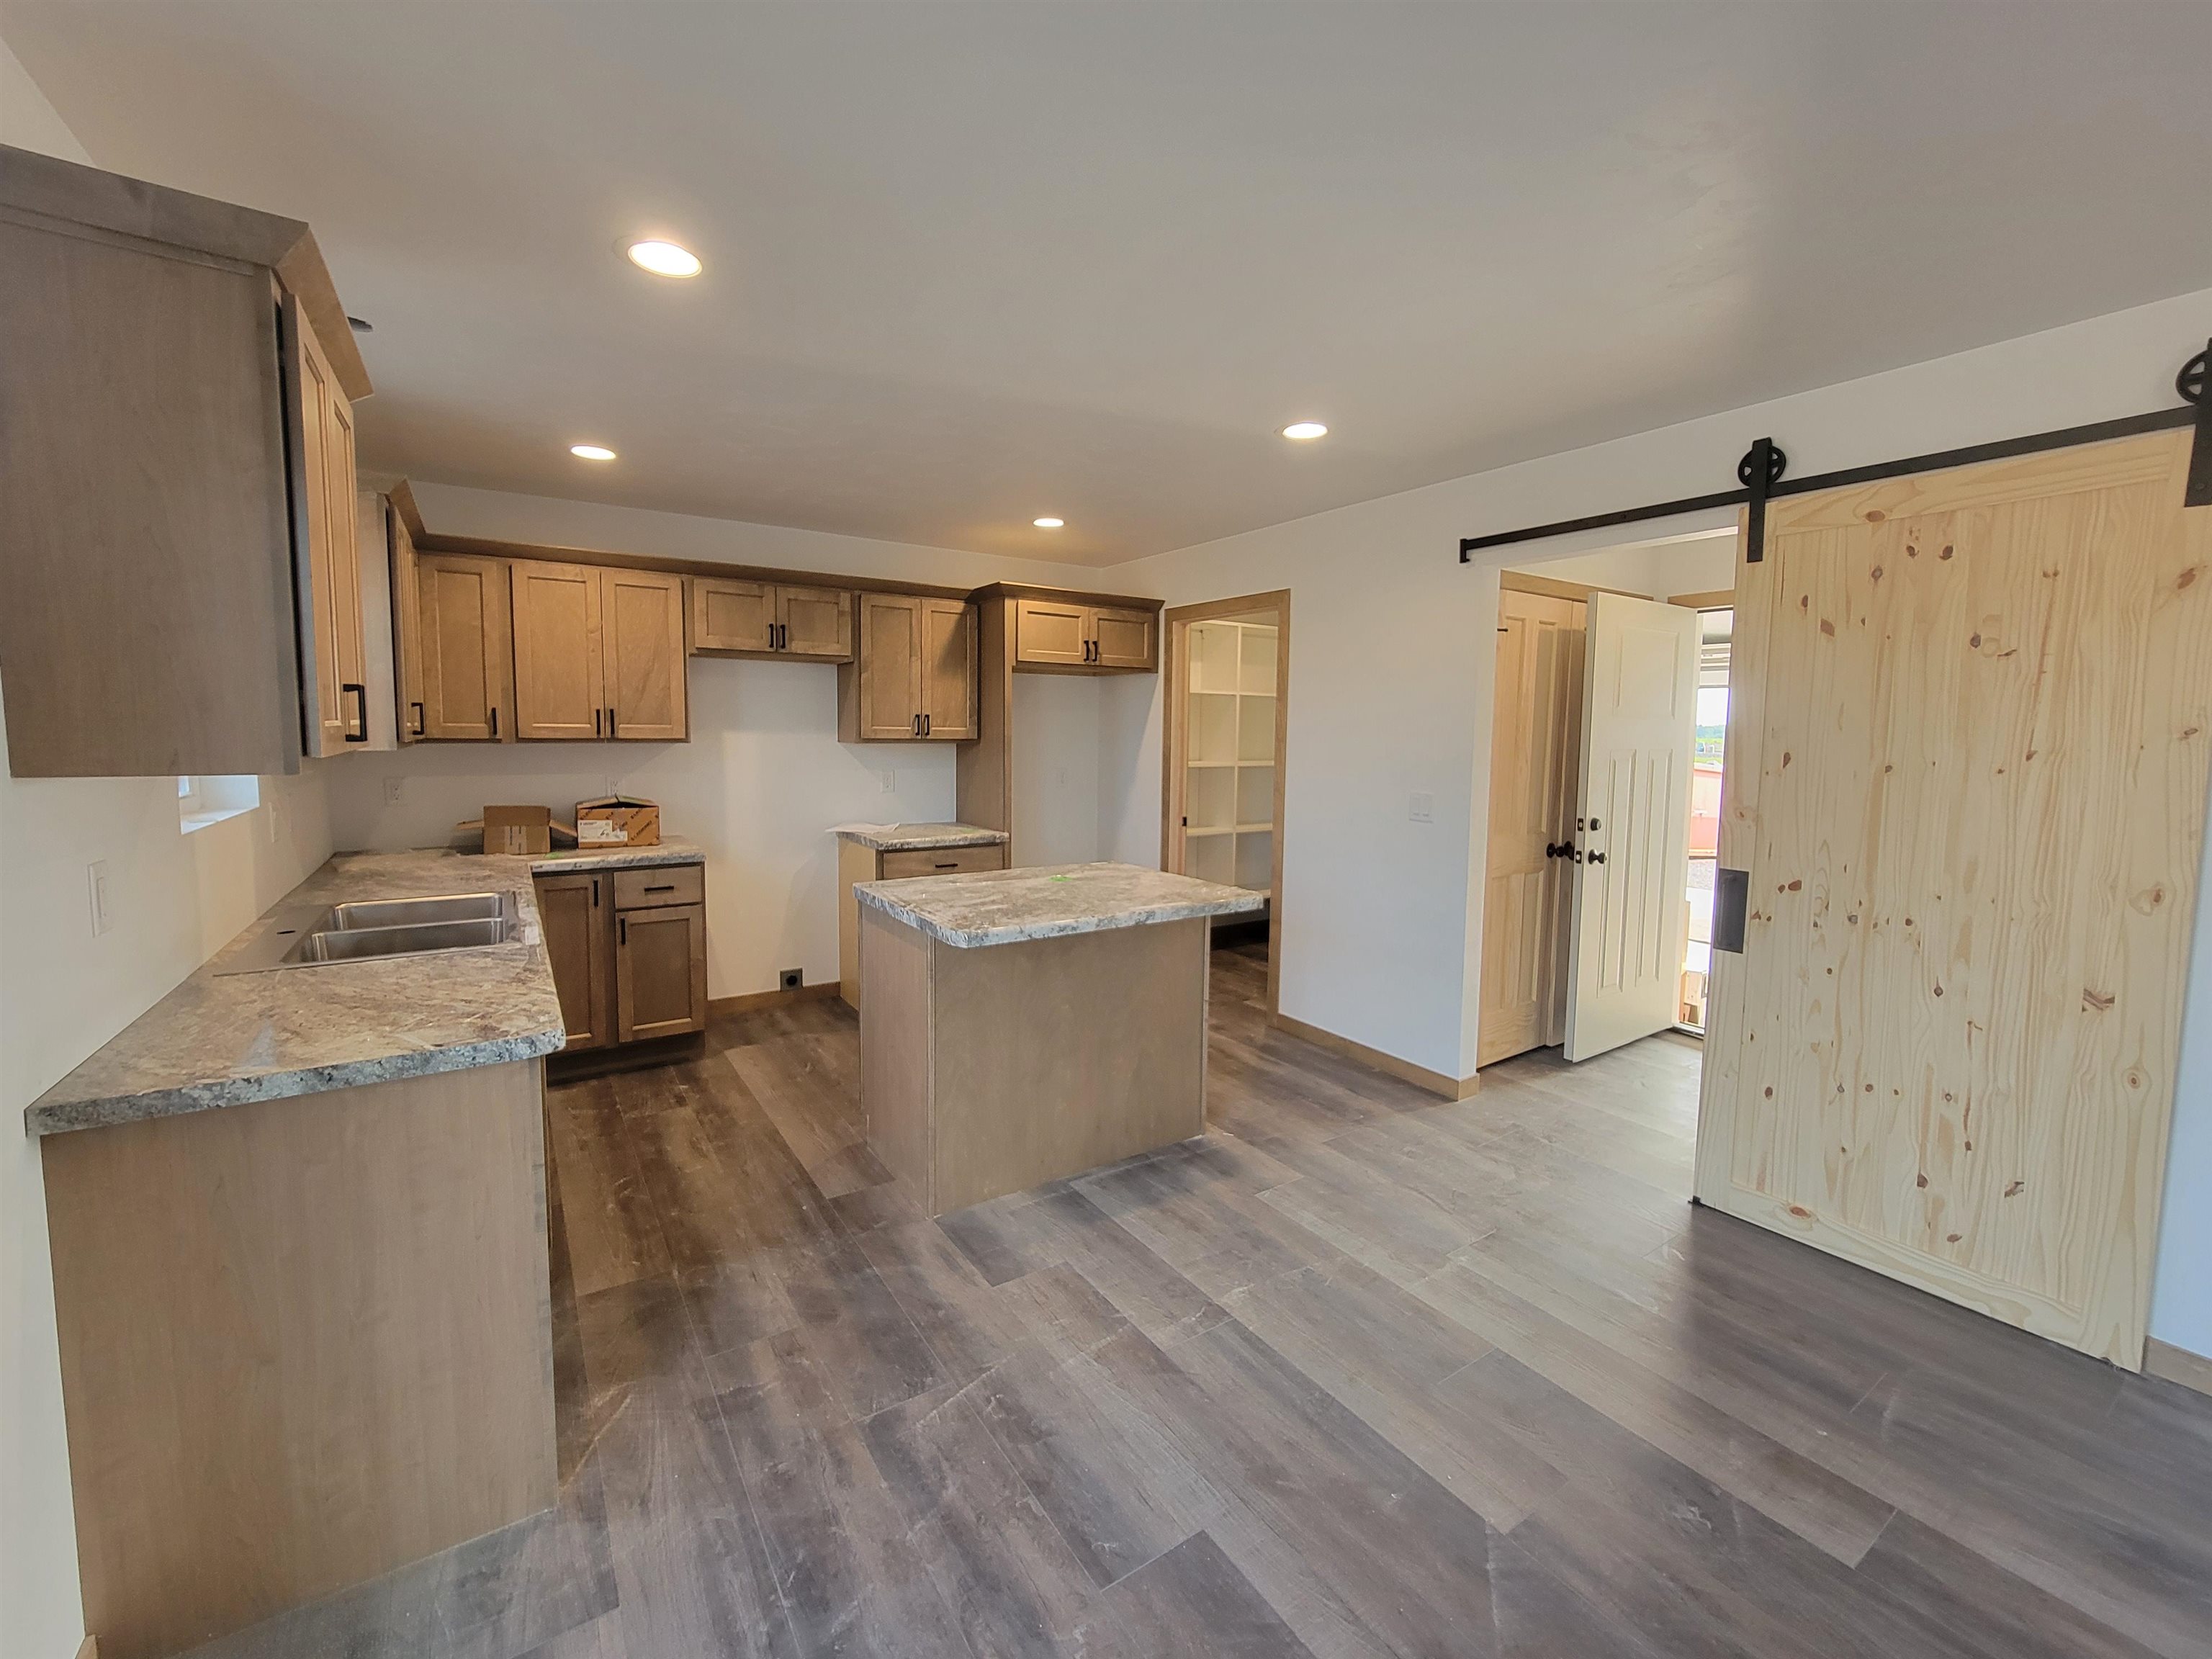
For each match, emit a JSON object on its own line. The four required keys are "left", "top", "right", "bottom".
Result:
{"left": 693, "top": 577, "right": 854, "bottom": 660}
{"left": 536, "top": 860, "right": 707, "bottom": 1061}
{"left": 389, "top": 501, "right": 422, "bottom": 745}
{"left": 1013, "top": 598, "right": 1158, "bottom": 673}
{"left": 835, "top": 835, "right": 1007, "bottom": 1010}
{"left": 290, "top": 298, "right": 369, "bottom": 756}
{"left": 511, "top": 562, "right": 688, "bottom": 741}
{"left": 415, "top": 552, "right": 513, "bottom": 741}
{"left": 0, "top": 143, "right": 373, "bottom": 778}
{"left": 839, "top": 593, "right": 977, "bottom": 741}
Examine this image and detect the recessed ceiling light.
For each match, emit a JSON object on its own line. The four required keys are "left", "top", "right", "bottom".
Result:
{"left": 1033, "top": 516, "right": 1065, "bottom": 529}
{"left": 570, "top": 444, "right": 617, "bottom": 462}
{"left": 626, "top": 240, "right": 702, "bottom": 279}
{"left": 1281, "top": 421, "right": 1328, "bottom": 441}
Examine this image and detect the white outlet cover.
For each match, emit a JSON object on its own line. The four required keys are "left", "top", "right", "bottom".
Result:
{"left": 880, "top": 770, "right": 896, "bottom": 792}
{"left": 385, "top": 776, "right": 405, "bottom": 804}
{"left": 1409, "top": 791, "right": 1435, "bottom": 823}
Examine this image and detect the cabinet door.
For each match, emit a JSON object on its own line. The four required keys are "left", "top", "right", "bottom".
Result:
{"left": 511, "top": 561, "right": 606, "bottom": 739}
{"left": 390, "top": 505, "right": 423, "bottom": 743}
{"left": 692, "top": 576, "right": 775, "bottom": 653}
{"left": 292, "top": 307, "right": 366, "bottom": 755}
{"left": 534, "top": 871, "right": 613, "bottom": 1050}
{"left": 1013, "top": 598, "right": 1089, "bottom": 667}
{"left": 920, "top": 600, "right": 977, "bottom": 739}
{"left": 616, "top": 902, "right": 708, "bottom": 1042}
{"left": 778, "top": 585, "right": 855, "bottom": 660}
{"left": 417, "top": 554, "right": 513, "bottom": 740}
{"left": 601, "top": 568, "right": 688, "bottom": 740}
{"left": 1091, "top": 606, "right": 1157, "bottom": 672}
{"left": 849, "top": 593, "right": 924, "bottom": 739}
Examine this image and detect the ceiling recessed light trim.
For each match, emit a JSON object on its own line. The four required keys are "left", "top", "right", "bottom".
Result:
{"left": 570, "top": 444, "right": 618, "bottom": 462}
{"left": 626, "top": 239, "right": 702, "bottom": 279}
{"left": 1281, "top": 421, "right": 1328, "bottom": 441}
{"left": 1033, "top": 516, "right": 1065, "bottom": 529}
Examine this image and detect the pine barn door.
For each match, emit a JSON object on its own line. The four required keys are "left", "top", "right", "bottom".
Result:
{"left": 1694, "top": 429, "right": 2212, "bottom": 1367}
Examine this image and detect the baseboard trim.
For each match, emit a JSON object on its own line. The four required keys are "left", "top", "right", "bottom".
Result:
{"left": 78, "top": 1636, "right": 98, "bottom": 1659}
{"left": 1268, "top": 1012, "right": 1478, "bottom": 1101}
{"left": 709, "top": 981, "right": 842, "bottom": 1018}
{"left": 2145, "top": 1336, "right": 2212, "bottom": 1398}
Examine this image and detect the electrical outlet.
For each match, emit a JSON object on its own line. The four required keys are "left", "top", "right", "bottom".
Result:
{"left": 385, "top": 776, "right": 405, "bottom": 804}
{"left": 1408, "top": 791, "right": 1434, "bottom": 824}
{"left": 778, "top": 968, "right": 804, "bottom": 992}
{"left": 879, "top": 770, "right": 896, "bottom": 793}
{"left": 87, "top": 860, "right": 112, "bottom": 937}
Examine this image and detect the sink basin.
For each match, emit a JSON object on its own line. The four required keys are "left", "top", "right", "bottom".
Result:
{"left": 215, "top": 891, "right": 521, "bottom": 974}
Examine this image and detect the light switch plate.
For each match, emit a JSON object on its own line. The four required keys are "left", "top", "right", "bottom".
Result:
{"left": 879, "top": 770, "right": 896, "bottom": 793}
{"left": 1408, "top": 791, "right": 1434, "bottom": 824}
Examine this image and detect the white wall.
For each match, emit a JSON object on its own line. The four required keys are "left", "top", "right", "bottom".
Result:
{"left": 328, "top": 483, "right": 1150, "bottom": 996}
{"left": 1507, "top": 531, "right": 1738, "bottom": 600}
{"left": 1100, "top": 286, "right": 2212, "bottom": 1357}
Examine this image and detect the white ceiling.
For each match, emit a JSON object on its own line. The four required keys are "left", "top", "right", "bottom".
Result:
{"left": 8, "top": 2, "right": 2211, "bottom": 566}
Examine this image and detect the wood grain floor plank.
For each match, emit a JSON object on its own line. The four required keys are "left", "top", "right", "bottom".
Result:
{"left": 1098, "top": 1530, "right": 1318, "bottom": 1659}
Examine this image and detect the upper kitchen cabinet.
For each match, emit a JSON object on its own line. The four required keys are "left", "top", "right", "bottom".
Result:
{"left": 0, "top": 143, "right": 372, "bottom": 778}
{"left": 511, "top": 561, "right": 687, "bottom": 741}
{"left": 839, "top": 593, "right": 976, "bottom": 741}
{"left": 1010, "top": 594, "right": 1160, "bottom": 673}
{"left": 692, "top": 577, "right": 853, "bottom": 660}
{"left": 415, "top": 552, "right": 514, "bottom": 742}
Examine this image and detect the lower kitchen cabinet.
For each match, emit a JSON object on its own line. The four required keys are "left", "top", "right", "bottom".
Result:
{"left": 835, "top": 835, "right": 1007, "bottom": 1010}
{"left": 534, "top": 860, "right": 706, "bottom": 1059}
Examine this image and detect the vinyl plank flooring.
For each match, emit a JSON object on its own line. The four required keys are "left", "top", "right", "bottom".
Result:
{"left": 189, "top": 951, "right": 2212, "bottom": 1659}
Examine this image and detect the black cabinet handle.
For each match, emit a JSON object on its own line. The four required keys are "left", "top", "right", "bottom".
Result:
{"left": 644, "top": 883, "right": 675, "bottom": 893}
{"left": 342, "top": 683, "right": 368, "bottom": 742}
{"left": 619, "top": 915, "right": 628, "bottom": 945}
{"left": 489, "top": 706, "right": 499, "bottom": 738}
{"left": 608, "top": 705, "right": 618, "bottom": 738}
{"left": 934, "top": 861, "right": 958, "bottom": 871}
{"left": 410, "top": 700, "right": 426, "bottom": 737}
{"left": 922, "top": 712, "right": 931, "bottom": 736}
{"left": 592, "top": 878, "right": 600, "bottom": 908}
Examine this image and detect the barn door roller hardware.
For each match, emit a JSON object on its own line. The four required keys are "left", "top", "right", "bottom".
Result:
{"left": 1457, "top": 341, "right": 2212, "bottom": 566}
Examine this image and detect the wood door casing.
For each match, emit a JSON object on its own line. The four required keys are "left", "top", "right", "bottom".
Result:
{"left": 1694, "top": 429, "right": 2212, "bottom": 1367}
{"left": 601, "top": 568, "right": 688, "bottom": 740}
{"left": 616, "top": 903, "right": 708, "bottom": 1042}
{"left": 511, "top": 560, "right": 605, "bottom": 739}
{"left": 921, "top": 599, "right": 978, "bottom": 739}
{"left": 416, "top": 553, "right": 512, "bottom": 741}
{"left": 1478, "top": 589, "right": 1583, "bottom": 1068}
{"left": 534, "top": 871, "right": 611, "bottom": 1049}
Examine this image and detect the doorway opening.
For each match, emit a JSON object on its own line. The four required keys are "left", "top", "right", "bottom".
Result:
{"left": 1475, "top": 537, "right": 1731, "bottom": 1071}
{"left": 1163, "top": 590, "right": 1289, "bottom": 1018}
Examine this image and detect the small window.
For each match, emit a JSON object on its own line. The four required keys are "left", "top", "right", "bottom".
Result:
{"left": 179, "top": 775, "right": 259, "bottom": 833}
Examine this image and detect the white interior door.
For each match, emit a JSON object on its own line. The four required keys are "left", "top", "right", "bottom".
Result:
{"left": 1564, "top": 591, "right": 1699, "bottom": 1061}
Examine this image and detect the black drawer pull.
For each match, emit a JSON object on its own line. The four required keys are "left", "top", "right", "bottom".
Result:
{"left": 934, "top": 862, "right": 958, "bottom": 871}
{"left": 644, "top": 883, "right": 675, "bottom": 893}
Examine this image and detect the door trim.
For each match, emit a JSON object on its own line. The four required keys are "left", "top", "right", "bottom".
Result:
{"left": 1161, "top": 590, "right": 1290, "bottom": 1021}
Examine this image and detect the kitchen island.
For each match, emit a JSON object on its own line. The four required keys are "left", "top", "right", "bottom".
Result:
{"left": 25, "top": 841, "right": 696, "bottom": 1659}
{"left": 856, "top": 861, "right": 1263, "bottom": 1215}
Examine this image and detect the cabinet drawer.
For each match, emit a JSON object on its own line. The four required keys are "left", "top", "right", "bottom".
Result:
{"left": 612, "top": 863, "right": 703, "bottom": 909}
{"left": 878, "top": 844, "right": 1006, "bottom": 880}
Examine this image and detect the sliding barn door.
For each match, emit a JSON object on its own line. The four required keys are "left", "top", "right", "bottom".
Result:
{"left": 1694, "top": 429, "right": 2212, "bottom": 1367}
{"left": 1564, "top": 593, "right": 1699, "bottom": 1061}
{"left": 1478, "top": 588, "right": 1584, "bottom": 1066}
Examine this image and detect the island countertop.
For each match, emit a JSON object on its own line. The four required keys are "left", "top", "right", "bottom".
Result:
{"left": 831, "top": 822, "right": 1012, "bottom": 852}
{"left": 855, "top": 860, "right": 1263, "bottom": 949}
{"left": 24, "top": 840, "right": 703, "bottom": 1138}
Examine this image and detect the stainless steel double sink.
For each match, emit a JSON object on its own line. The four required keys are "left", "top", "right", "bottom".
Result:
{"left": 216, "top": 891, "right": 520, "bottom": 974}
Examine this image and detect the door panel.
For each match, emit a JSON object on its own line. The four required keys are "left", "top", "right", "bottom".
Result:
{"left": 534, "top": 871, "right": 611, "bottom": 1049}
{"left": 601, "top": 569, "right": 687, "bottom": 740}
{"left": 1092, "top": 606, "right": 1157, "bottom": 670}
{"left": 417, "top": 554, "right": 512, "bottom": 741}
{"left": 390, "top": 507, "right": 422, "bottom": 743}
{"left": 778, "top": 585, "right": 855, "bottom": 660}
{"left": 1564, "top": 593, "right": 1697, "bottom": 1061}
{"left": 855, "top": 593, "right": 923, "bottom": 739}
{"left": 511, "top": 562, "right": 604, "bottom": 739}
{"left": 616, "top": 904, "right": 707, "bottom": 1042}
{"left": 1478, "top": 590, "right": 1583, "bottom": 1067}
{"left": 325, "top": 383, "right": 364, "bottom": 746}
{"left": 292, "top": 310, "right": 345, "bottom": 757}
{"left": 692, "top": 577, "right": 774, "bottom": 652}
{"left": 921, "top": 600, "right": 977, "bottom": 739}
{"left": 1014, "top": 598, "right": 1089, "bottom": 666}
{"left": 1694, "top": 429, "right": 2212, "bottom": 1367}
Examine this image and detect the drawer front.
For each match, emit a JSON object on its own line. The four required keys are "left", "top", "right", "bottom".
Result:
{"left": 878, "top": 843, "right": 1007, "bottom": 880}
{"left": 612, "top": 862, "right": 704, "bottom": 909}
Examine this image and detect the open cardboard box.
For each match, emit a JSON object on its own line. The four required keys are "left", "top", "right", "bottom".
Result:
{"left": 455, "top": 804, "right": 579, "bottom": 857}
{"left": 575, "top": 794, "right": 660, "bottom": 848}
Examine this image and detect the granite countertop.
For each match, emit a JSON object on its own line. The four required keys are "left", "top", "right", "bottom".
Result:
{"left": 855, "top": 860, "right": 1264, "bottom": 949}
{"left": 24, "top": 840, "right": 701, "bottom": 1138}
{"left": 831, "top": 822, "right": 1011, "bottom": 852}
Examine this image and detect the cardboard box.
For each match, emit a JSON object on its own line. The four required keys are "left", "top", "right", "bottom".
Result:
{"left": 457, "top": 805, "right": 577, "bottom": 856}
{"left": 575, "top": 795, "right": 660, "bottom": 848}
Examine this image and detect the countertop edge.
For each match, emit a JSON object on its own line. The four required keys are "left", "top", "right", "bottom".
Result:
{"left": 830, "top": 824, "right": 1012, "bottom": 851}
{"left": 855, "top": 886, "right": 1264, "bottom": 949}
{"left": 26, "top": 1025, "right": 568, "bottom": 1138}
